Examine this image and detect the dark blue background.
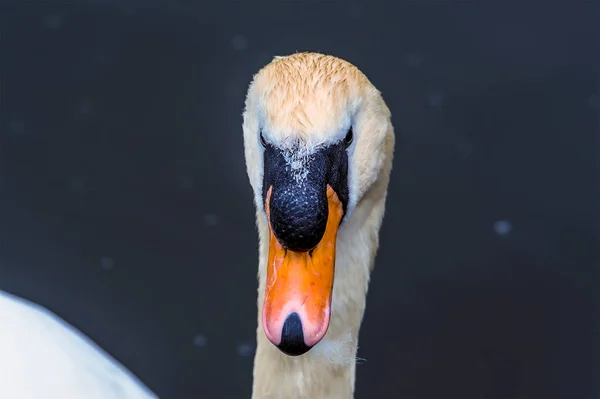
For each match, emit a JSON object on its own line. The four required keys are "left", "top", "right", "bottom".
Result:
{"left": 1, "top": 1, "right": 598, "bottom": 398}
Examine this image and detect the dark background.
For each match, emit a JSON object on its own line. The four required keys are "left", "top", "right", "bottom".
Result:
{"left": 0, "top": 1, "right": 599, "bottom": 398}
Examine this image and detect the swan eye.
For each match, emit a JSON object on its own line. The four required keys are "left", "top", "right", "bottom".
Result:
{"left": 260, "top": 131, "right": 268, "bottom": 148}
{"left": 343, "top": 128, "right": 353, "bottom": 148}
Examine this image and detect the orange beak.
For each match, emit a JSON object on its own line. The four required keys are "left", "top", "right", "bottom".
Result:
{"left": 261, "top": 185, "right": 344, "bottom": 355}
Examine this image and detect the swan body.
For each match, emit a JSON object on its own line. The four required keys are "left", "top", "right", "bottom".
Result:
{"left": 0, "top": 290, "right": 158, "bottom": 399}
{"left": 243, "top": 53, "right": 394, "bottom": 398}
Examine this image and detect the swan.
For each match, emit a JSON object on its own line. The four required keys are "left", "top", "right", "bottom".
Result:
{"left": 0, "top": 290, "right": 158, "bottom": 399}
{"left": 242, "top": 52, "right": 395, "bottom": 398}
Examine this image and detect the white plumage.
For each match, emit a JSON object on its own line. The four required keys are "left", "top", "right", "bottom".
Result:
{"left": 0, "top": 290, "right": 158, "bottom": 399}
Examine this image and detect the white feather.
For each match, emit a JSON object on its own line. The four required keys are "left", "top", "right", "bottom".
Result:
{"left": 0, "top": 290, "right": 158, "bottom": 399}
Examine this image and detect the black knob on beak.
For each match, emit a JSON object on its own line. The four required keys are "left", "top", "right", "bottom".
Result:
{"left": 269, "top": 182, "right": 328, "bottom": 252}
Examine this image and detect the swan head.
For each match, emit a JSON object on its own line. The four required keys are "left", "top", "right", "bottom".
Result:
{"left": 242, "top": 52, "right": 393, "bottom": 357}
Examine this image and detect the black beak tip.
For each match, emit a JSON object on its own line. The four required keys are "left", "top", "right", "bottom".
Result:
{"left": 276, "top": 312, "right": 313, "bottom": 356}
